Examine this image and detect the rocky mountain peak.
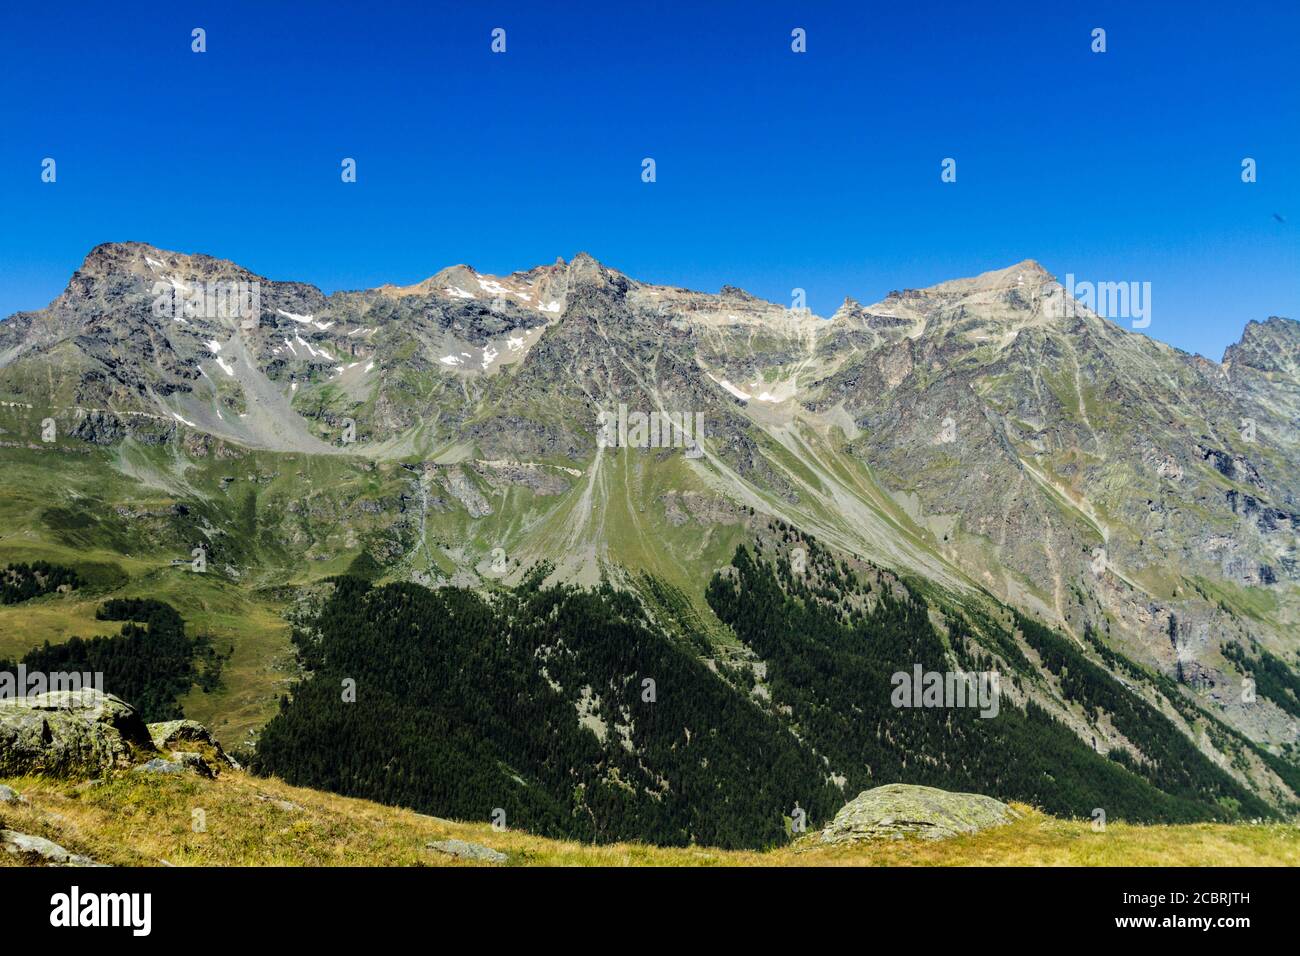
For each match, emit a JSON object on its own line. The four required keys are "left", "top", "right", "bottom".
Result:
{"left": 563, "top": 252, "right": 632, "bottom": 301}
{"left": 429, "top": 263, "right": 480, "bottom": 292}
{"left": 858, "top": 259, "right": 1065, "bottom": 345}
{"left": 1223, "top": 315, "right": 1300, "bottom": 376}
{"left": 718, "top": 284, "right": 765, "bottom": 304}
{"left": 75, "top": 242, "right": 255, "bottom": 286}
{"left": 833, "top": 295, "right": 864, "bottom": 315}
{"left": 566, "top": 251, "right": 616, "bottom": 279}
{"left": 915, "top": 259, "right": 1055, "bottom": 298}
{"left": 566, "top": 251, "right": 600, "bottom": 270}
{"left": 78, "top": 241, "right": 151, "bottom": 276}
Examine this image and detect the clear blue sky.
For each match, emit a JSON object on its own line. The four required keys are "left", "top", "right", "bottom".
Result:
{"left": 1, "top": 1, "right": 1296, "bottom": 360}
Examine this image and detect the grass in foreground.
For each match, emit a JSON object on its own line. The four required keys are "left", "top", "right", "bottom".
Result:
{"left": 2, "top": 770, "right": 1297, "bottom": 867}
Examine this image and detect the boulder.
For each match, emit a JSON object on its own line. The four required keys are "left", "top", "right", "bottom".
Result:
{"left": 132, "top": 758, "right": 185, "bottom": 776}
{"left": 0, "top": 689, "right": 153, "bottom": 778}
{"left": 820, "top": 783, "right": 1018, "bottom": 844}
{"left": 147, "top": 719, "right": 239, "bottom": 775}
{"left": 255, "top": 794, "right": 304, "bottom": 812}
{"left": 0, "top": 784, "right": 27, "bottom": 804}
{"left": 1, "top": 829, "right": 104, "bottom": 866}
{"left": 170, "top": 751, "right": 216, "bottom": 778}
{"left": 426, "top": 839, "right": 508, "bottom": 864}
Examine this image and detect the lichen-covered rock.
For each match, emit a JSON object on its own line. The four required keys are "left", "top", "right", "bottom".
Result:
{"left": 426, "top": 839, "right": 507, "bottom": 864}
{"left": 1, "top": 829, "right": 104, "bottom": 866}
{"left": 820, "top": 783, "right": 1018, "bottom": 844}
{"left": 133, "top": 758, "right": 185, "bottom": 775}
{"left": 147, "top": 719, "right": 239, "bottom": 775}
{"left": 170, "top": 751, "right": 215, "bottom": 778}
{"left": 0, "top": 783, "right": 27, "bottom": 804}
{"left": 0, "top": 690, "right": 153, "bottom": 778}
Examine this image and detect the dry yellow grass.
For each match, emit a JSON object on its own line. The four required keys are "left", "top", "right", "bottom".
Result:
{"left": 2, "top": 769, "right": 1297, "bottom": 867}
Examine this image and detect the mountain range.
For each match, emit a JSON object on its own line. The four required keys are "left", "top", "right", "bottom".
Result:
{"left": 1, "top": 242, "right": 1297, "bottom": 836}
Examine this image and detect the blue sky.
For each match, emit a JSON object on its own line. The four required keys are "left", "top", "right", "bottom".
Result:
{"left": 1, "top": 0, "right": 1296, "bottom": 360}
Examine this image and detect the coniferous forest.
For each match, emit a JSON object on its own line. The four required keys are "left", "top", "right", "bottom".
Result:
{"left": 253, "top": 573, "right": 841, "bottom": 849}
{"left": 0, "top": 598, "right": 226, "bottom": 722}
{"left": 0, "top": 561, "right": 81, "bottom": 605}
{"left": 705, "top": 543, "right": 1270, "bottom": 825}
{"left": 250, "top": 536, "right": 1277, "bottom": 851}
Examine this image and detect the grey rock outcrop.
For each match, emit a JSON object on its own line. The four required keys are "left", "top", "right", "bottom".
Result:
{"left": 132, "top": 758, "right": 186, "bottom": 775}
{"left": 820, "top": 783, "right": 1018, "bottom": 844}
{"left": 0, "top": 689, "right": 235, "bottom": 781}
{"left": 426, "top": 839, "right": 508, "bottom": 863}
{"left": 0, "top": 689, "right": 153, "bottom": 778}
{"left": 147, "top": 718, "right": 239, "bottom": 775}
{"left": 1, "top": 829, "right": 104, "bottom": 866}
{"left": 444, "top": 466, "right": 492, "bottom": 518}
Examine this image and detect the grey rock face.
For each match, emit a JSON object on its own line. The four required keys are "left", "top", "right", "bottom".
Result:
{"left": 820, "top": 783, "right": 1018, "bottom": 844}
{"left": 426, "top": 838, "right": 508, "bottom": 863}
{"left": 0, "top": 690, "right": 235, "bottom": 781}
{"left": 0, "top": 690, "right": 153, "bottom": 778}
{"left": 443, "top": 465, "right": 492, "bottom": 518}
